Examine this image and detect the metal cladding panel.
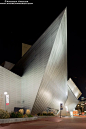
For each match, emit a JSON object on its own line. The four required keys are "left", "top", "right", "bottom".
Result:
{"left": 32, "top": 8, "right": 67, "bottom": 114}
{"left": 0, "top": 66, "right": 21, "bottom": 112}
{"left": 67, "top": 78, "right": 82, "bottom": 99}
{"left": 20, "top": 9, "right": 65, "bottom": 111}
{"left": 65, "top": 86, "right": 79, "bottom": 112}
{"left": 11, "top": 9, "right": 64, "bottom": 76}
{"left": 21, "top": 37, "right": 54, "bottom": 110}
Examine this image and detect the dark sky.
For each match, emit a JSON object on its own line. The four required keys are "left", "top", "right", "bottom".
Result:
{"left": 0, "top": 2, "right": 86, "bottom": 100}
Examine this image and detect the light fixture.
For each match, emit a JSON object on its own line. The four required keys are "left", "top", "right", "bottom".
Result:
{"left": 4, "top": 92, "right": 8, "bottom": 111}
{"left": 81, "top": 104, "right": 84, "bottom": 105}
{"left": 4, "top": 92, "right": 7, "bottom": 95}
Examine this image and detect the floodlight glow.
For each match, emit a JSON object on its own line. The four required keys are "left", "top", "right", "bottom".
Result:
{"left": 58, "top": 100, "right": 63, "bottom": 105}
{"left": 65, "top": 106, "right": 68, "bottom": 111}
{"left": 81, "top": 104, "right": 84, "bottom": 105}
{"left": 70, "top": 111, "right": 73, "bottom": 116}
{"left": 4, "top": 92, "right": 7, "bottom": 95}
{"left": 43, "top": 91, "right": 52, "bottom": 100}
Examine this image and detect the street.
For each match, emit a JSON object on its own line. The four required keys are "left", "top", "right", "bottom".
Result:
{"left": 0, "top": 116, "right": 86, "bottom": 129}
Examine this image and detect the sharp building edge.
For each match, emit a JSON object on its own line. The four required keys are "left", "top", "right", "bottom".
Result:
{"left": 20, "top": 9, "right": 65, "bottom": 111}
{"left": 31, "top": 8, "right": 67, "bottom": 114}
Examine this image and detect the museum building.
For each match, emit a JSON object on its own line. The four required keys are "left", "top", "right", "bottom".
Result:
{"left": 0, "top": 8, "right": 82, "bottom": 115}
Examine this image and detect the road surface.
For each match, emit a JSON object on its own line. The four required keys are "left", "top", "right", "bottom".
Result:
{"left": 0, "top": 116, "right": 86, "bottom": 129}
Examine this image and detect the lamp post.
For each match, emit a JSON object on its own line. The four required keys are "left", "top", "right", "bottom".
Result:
{"left": 4, "top": 92, "right": 7, "bottom": 111}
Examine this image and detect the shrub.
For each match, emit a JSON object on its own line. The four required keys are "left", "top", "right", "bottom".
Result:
{"left": 16, "top": 112, "right": 23, "bottom": 118}
{"left": 10, "top": 111, "right": 23, "bottom": 118}
{"left": 26, "top": 109, "right": 30, "bottom": 115}
{"left": 37, "top": 112, "right": 54, "bottom": 116}
{"left": 37, "top": 113, "right": 42, "bottom": 116}
{"left": 0, "top": 109, "right": 10, "bottom": 119}
{"left": 50, "top": 113, "right": 54, "bottom": 116}
{"left": 27, "top": 114, "right": 33, "bottom": 117}
{"left": 42, "top": 111, "right": 47, "bottom": 116}
{"left": 37, "top": 113, "right": 40, "bottom": 116}
{"left": 19, "top": 109, "right": 24, "bottom": 114}
{"left": 47, "top": 112, "right": 54, "bottom": 116}
{"left": 47, "top": 113, "right": 50, "bottom": 116}
{"left": 23, "top": 114, "right": 28, "bottom": 118}
{"left": 43, "top": 113, "right": 47, "bottom": 116}
{"left": 10, "top": 112, "right": 17, "bottom": 118}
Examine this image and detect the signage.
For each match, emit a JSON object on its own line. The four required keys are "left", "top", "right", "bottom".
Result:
{"left": 60, "top": 103, "right": 63, "bottom": 110}
{"left": 81, "top": 97, "right": 84, "bottom": 100}
{"left": 6, "top": 95, "right": 9, "bottom": 105}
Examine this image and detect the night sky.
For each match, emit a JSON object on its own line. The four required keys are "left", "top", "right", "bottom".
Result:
{"left": 0, "top": 2, "right": 86, "bottom": 100}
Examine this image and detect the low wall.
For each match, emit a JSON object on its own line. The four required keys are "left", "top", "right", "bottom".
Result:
{"left": 0, "top": 116, "right": 38, "bottom": 124}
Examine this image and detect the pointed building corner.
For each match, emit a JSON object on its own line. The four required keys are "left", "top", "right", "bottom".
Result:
{"left": 22, "top": 43, "right": 31, "bottom": 57}
{"left": 31, "top": 7, "right": 67, "bottom": 114}
{"left": 67, "top": 78, "right": 82, "bottom": 99}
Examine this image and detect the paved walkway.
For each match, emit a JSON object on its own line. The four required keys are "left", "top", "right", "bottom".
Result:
{"left": 0, "top": 116, "right": 86, "bottom": 129}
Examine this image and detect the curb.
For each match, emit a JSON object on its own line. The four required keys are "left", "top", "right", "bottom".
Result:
{"left": 38, "top": 116, "right": 56, "bottom": 118}
{"left": 0, "top": 117, "right": 38, "bottom": 124}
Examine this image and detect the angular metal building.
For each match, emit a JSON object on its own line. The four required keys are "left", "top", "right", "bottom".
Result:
{"left": 0, "top": 8, "right": 81, "bottom": 115}
{"left": 12, "top": 7, "right": 67, "bottom": 114}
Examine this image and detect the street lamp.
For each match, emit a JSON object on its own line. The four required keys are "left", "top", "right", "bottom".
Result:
{"left": 4, "top": 92, "right": 7, "bottom": 111}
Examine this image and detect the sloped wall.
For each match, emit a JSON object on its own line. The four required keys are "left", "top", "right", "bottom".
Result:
{"left": 32, "top": 8, "right": 67, "bottom": 114}
{"left": 65, "top": 86, "right": 79, "bottom": 112}
{"left": 20, "top": 8, "right": 67, "bottom": 113}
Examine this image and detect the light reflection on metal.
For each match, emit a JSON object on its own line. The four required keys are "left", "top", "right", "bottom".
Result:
{"left": 67, "top": 78, "right": 82, "bottom": 99}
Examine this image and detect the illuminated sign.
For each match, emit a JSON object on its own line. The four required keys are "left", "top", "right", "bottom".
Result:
{"left": 6, "top": 95, "right": 9, "bottom": 105}
{"left": 81, "top": 97, "right": 84, "bottom": 100}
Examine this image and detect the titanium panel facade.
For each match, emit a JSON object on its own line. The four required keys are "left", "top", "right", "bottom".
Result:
{"left": 11, "top": 9, "right": 65, "bottom": 76}
{"left": 31, "top": 8, "right": 67, "bottom": 114}
{"left": 12, "top": 8, "right": 67, "bottom": 113}
{"left": 65, "top": 86, "right": 79, "bottom": 112}
{"left": 65, "top": 78, "right": 81, "bottom": 112}
{"left": 67, "top": 78, "right": 82, "bottom": 99}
